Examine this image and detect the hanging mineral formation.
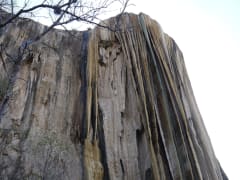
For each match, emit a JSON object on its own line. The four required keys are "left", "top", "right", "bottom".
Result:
{"left": 0, "top": 12, "right": 228, "bottom": 180}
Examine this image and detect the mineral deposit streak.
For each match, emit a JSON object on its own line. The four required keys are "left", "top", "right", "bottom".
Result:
{"left": 0, "top": 12, "right": 228, "bottom": 180}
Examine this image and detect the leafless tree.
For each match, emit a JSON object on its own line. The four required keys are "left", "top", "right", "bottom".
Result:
{"left": 0, "top": 0, "right": 131, "bottom": 39}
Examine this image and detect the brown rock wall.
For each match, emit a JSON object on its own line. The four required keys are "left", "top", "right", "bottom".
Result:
{"left": 0, "top": 13, "right": 227, "bottom": 180}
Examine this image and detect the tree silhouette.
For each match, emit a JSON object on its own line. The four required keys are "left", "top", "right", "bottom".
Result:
{"left": 0, "top": 0, "right": 130, "bottom": 39}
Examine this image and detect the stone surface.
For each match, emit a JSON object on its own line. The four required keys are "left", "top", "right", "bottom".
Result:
{"left": 0, "top": 12, "right": 227, "bottom": 179}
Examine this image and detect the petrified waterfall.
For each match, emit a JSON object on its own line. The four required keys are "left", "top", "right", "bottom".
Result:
{"left": 0, "top": 12, "right": 227, "bottom": 179}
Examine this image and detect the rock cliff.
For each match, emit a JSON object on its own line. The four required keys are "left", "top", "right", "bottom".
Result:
{"left": 0, "top": 12, "right": 227, "bottom": 179}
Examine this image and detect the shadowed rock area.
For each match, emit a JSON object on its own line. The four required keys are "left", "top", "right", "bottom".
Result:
{"left": 0, "top": 12, "right": 227, "bottom": 180}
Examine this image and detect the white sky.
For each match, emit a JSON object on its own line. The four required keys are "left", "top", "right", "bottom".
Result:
{"left": 15, "top": 0, "right": 240, "bottom": 179}
{"left": 124, "top": 0, "right": 239, "bottom": 179}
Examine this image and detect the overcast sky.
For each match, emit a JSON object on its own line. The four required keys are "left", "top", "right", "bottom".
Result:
{"left": 15, "top": 0, "right": 240, "bottom": 179}
{"left": 125, "top": 0, "right": 239, "bottom": 179}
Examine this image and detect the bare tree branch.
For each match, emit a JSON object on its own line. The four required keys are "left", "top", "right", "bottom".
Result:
{"left": 0, "top": 0, "right": 130, "bottom": 38}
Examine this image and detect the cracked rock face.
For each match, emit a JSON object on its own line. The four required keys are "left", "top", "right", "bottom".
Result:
{"left": 0, "top": 12, "right": 227, "bottom": 180}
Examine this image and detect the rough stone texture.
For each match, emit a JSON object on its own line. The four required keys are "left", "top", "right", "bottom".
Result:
{"left": 0, "top": 12, "right": 227, "bottom": 180}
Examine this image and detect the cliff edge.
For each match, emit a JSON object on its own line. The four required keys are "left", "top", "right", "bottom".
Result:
{"left": 0, "top": 12, "right": 227, "bottom": 180}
